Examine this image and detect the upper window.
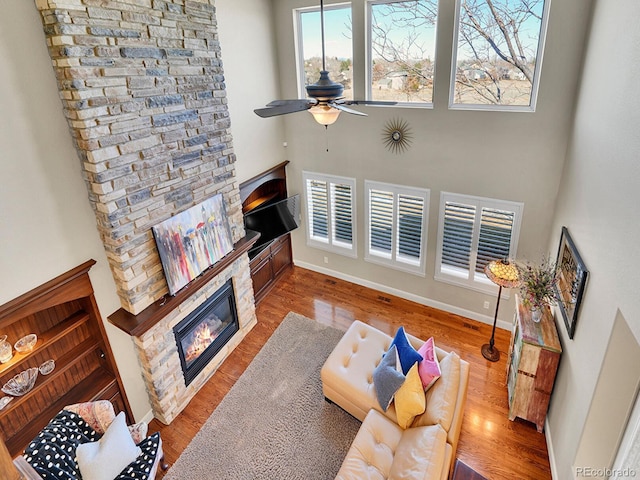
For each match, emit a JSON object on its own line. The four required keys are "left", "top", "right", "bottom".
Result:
{"left": 365, "top": 180, "right": 429, "bottom": 275}
{"left": 303, "top": 171, "right": 357, "bottom": 258}
{"left": 296, "top": 4, "right": 353, "bottom": 100}
{"left": 450, "top": 0, "right": 549, "bottom": 111}
{"left": 367, "top": 0, "right": 439, "bottom": 105}
{"left": 435, "top": 192, "right": 523, "bottom": 293}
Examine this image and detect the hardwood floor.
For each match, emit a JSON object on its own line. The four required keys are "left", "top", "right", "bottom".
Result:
{"left": 149, "top": 266, "right": 553, "bottom": 480}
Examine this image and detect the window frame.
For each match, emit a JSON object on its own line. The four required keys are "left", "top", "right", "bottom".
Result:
{"left": 302, "top": 171, "right": 357, "bottom": 258}
{"left": 364, "top": 180, "right": 430, "bottom": 276}
{"left": 435, "top": 191, "right": 523, "bottom": 294}
{"left": 294, "top": 2, "right": 353, "bottom": 100}
{"left": 448, "top": 0, "right": 551, "bottom": 112}
{"left": 365, "top": 0, "right": 440, "bottom": 108}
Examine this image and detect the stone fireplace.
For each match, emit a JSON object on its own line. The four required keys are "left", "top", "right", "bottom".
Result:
{"left": 34, "top": 0, "right": 258, "bottom": 423}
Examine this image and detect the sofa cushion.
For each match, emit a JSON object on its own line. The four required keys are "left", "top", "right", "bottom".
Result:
{"left": 388, "top": 424, "right": 448, "bottom": 480}
{"left": 320, "top": 320, "right": 393, "bottom": 421}
{"left": 373, "top": 344, "right": 405, "bottom": 411}
{"left": 394, "top": 363, "right": 426, "bottom": 429}
{"left": 412, "top": 351, "right": 461, "bottom": 432}
{"left": 417, "top": 337, "right": 441, "bottom": 391}
{"left": 76, "top": 412, "right": 142, "bottom": 480}
{"left": 390, "top": 327, "right": 423, "bottom": 375}
{"left": 335, "top": 409, "right": 403, "bottom": 480}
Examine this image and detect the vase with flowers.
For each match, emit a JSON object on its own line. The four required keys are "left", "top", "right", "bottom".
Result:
{"left": 517, "top": 256, "right": 559, "bottom": 323}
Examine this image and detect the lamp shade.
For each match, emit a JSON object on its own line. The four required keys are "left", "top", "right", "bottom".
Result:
{"left": 308, "top": 105, "right": 340, "bottom": 125}
{"left": 485, "top": 259, "right": 520, "bottom": 289}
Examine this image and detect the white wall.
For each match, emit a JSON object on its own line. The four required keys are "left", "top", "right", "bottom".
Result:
{"left": 0, "top": 0, "right": 150, "bottom": 420}
{"left": 0, "top": 0, "right": 284, "bottom": 422}
{"left": 216, "top": 0, "right": 287, "bottom": 183}
{"left": 270, "top": 0, "right": 592, "bottom": 326}
{"left": 546, "top": 0, "right": 640, "bottom": 478}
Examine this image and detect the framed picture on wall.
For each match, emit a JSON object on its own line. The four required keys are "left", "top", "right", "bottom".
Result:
{"left": 554, "top": 226, "right": 589, "bottom": 339}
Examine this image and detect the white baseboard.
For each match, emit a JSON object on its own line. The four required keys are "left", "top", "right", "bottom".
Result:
{"left": 545, "top": 419, "right": 560, "bottom": 479}
{"left": 294, "top": 260, "right": 512, "bottom": 331}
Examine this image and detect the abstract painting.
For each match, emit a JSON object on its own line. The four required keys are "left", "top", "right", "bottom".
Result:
{"left": 152, "top": 194, "right": 234, "bottom": 295}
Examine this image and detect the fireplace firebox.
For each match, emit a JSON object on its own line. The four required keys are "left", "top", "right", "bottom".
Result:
{"left": 174, "top": 279, "right": 239, "bottom": 386}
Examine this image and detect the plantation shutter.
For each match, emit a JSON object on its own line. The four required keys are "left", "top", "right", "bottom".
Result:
{"left": 303, "top": 172, "right": 357, "bottom": 257}
{"left": 365, "top": 181, "right": 429, "bottom": 275}
{"left": 369, "top": 189, "right": 394, "bottom": 254}
{"left": 306, "top": 179, "right": 328, "bottom": 241}
{"left": 441, "top": 201, "right": 475, "bottom": 271}
{"left": 331, "top": 183, "right": 353, "bottom": 246}
{"left": 475, "top": 208, "right": 515, "bottom": 273}
{"left": 397, "top": 194, "right": 424, "bottom": 260}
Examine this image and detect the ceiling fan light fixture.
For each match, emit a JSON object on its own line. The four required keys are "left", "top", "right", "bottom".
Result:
{"left": 309, "top": 104, "right": 341, "bottom": 126}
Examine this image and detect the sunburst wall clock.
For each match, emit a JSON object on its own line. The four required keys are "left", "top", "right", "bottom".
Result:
{"left": 382, "top": 118, "right": 412, "bottom": 154}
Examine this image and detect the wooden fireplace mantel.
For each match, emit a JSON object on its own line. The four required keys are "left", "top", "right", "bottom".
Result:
{"left": 108, "top": 230, "right": 260, "bottom": 337}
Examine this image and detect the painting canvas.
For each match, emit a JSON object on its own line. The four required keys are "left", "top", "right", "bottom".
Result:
{"left": 554, "top": 226, "right": 589, "bottom": 339}
{"left": 152, "top": 194, "right": 234, "bottom": 295}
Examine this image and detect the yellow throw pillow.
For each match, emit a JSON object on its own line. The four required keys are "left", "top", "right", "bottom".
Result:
{"left": 394, "top": 363, "right": 426, "bottom": 429}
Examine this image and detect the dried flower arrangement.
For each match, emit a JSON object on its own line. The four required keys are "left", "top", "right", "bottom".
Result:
{"left": 517, "top": 256, "right": 559, "bottom": 310}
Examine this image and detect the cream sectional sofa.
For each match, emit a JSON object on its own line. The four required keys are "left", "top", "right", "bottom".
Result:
{"left": 321, "top": 320, "right": 470, "bottom": 480}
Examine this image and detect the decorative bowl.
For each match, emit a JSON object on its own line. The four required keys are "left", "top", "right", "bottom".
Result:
{"left": 39, "top": 359, "right": 55, "bottom": 375}
{"left": 2, "top": 367, "right": 38, "bottom": 396}
{"left": 0, "top": 396, "right": 12, "bottom": 410}
{"left": 14, "top": 334, "right": 37, "bottom": 354}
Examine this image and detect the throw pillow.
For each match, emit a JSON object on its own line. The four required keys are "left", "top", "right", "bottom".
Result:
{"left": 412, "top": 351, "right": 461, "bottom": 432}
{"left": 417, "top": 337, "right": 442, "bottom": 391}
{"left": 24, "top": 410, "right": 99, "bottom": 480}
{"left": 394, "top": 363, "right": 426, "bottom": 429}
{"left": 373, "top": 344, "right": 405, "bottom": 411}
{"left": 390, "top": 326, "right": 423, "bottom": 375}
{"left": 76, "top": 412, "right": 142, "bottom": 480}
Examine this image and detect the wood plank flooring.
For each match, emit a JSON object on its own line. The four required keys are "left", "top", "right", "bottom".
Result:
{"left": 149, "top": 266, "right": 553, "bottom": 480}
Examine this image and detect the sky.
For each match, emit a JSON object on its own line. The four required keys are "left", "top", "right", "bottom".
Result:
{"left": 299, "top": 0, "right": 544, "bottom": 63}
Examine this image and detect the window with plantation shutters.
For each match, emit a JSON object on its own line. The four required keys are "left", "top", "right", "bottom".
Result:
{"left": 303, "top": 172, "right": 356, "bottom": 257}
{"left": 365, "top": 180, "right": 429, "bottom": 275}
{"left": 435, "top": 192, "right": 523, "bottom": 293}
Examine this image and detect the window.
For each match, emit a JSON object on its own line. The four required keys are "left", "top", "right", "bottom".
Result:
{"left": 435, "top": 192, "right": 523, "bottom": 293}
{"left": 303, "top": 172, "right": 356, "bottom": 257}
{"left": 367, "top": 0, "right": 439, "bottom": 105}
{"left": 365, "top": 180, "right": 429, "bottom": 275}
{"left": 296, "top": 4, "right": 353, "bottom": 100}
{"left": 450, "top": 0, "right": 550, "bottom": 110}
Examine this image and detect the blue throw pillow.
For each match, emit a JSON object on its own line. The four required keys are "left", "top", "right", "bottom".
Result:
{"left": 390, "top": 326, "right": 423, "bottom": 375}
{"left": 373, "top": 344, "right": 406, "bottom": 411}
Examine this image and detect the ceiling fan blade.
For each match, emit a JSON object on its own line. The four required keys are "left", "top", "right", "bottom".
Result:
{"left": 266, "top": 99, "right": 316, "bottom": 107}
{"left": 341, "top": 100, "right": 398, "bottom": 106}
{"left": 254, "top": 101, "right": 314, "bottom": 118}
{"left": 330, "top": 103, "right": 367, "bottom": 116}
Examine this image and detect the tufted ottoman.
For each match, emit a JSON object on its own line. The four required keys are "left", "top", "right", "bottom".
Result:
{"left": 321, "top": 320, "right": 469, "bottom": 479}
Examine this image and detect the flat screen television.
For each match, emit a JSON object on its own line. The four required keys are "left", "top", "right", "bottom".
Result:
{"left": 244, "top": 194, "right": 300, "bottom": 257}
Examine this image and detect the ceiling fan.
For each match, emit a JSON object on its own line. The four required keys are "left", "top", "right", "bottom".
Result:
{"left": 254, "top": 0, "right": 395, "bottom": 126}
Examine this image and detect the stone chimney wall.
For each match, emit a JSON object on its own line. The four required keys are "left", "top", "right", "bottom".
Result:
{"left": 35, "top": 0, "right": 244, "bottom": 314}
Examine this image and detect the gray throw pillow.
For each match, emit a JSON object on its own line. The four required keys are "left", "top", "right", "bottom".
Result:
{"left": 373, "top": 344, "right": 406, "bottom": 411}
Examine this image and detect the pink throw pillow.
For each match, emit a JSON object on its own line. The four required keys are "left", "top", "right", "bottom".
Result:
{"left": 417, "top": 337, "right": 441, "bottom": 391}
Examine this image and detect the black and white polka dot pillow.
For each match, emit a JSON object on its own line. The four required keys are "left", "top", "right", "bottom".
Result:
{"left": 23, "top": 410, "right": 98, "bottom": 480}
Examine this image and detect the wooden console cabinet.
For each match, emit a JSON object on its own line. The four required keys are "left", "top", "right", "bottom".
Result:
{"left": 249, "top": 234, "right": 292, "bottom": 303}
{"left": 506, "top": 296, "right": 562, "bottom": 432}
{"left": 239, "top": 161, "right": 293, "bottom": 304}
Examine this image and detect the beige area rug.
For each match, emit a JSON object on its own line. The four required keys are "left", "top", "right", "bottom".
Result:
{"left": 164, "top": 312, "right": 361, "bottom": 480}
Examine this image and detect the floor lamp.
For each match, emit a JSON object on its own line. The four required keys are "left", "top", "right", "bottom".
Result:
{"left": 483, "top": 259, "right": 520, "bottom": 362}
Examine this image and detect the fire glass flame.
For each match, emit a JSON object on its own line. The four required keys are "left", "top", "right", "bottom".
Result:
{"left": 184, "top": 316, "right": 224, "bottom": 365}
